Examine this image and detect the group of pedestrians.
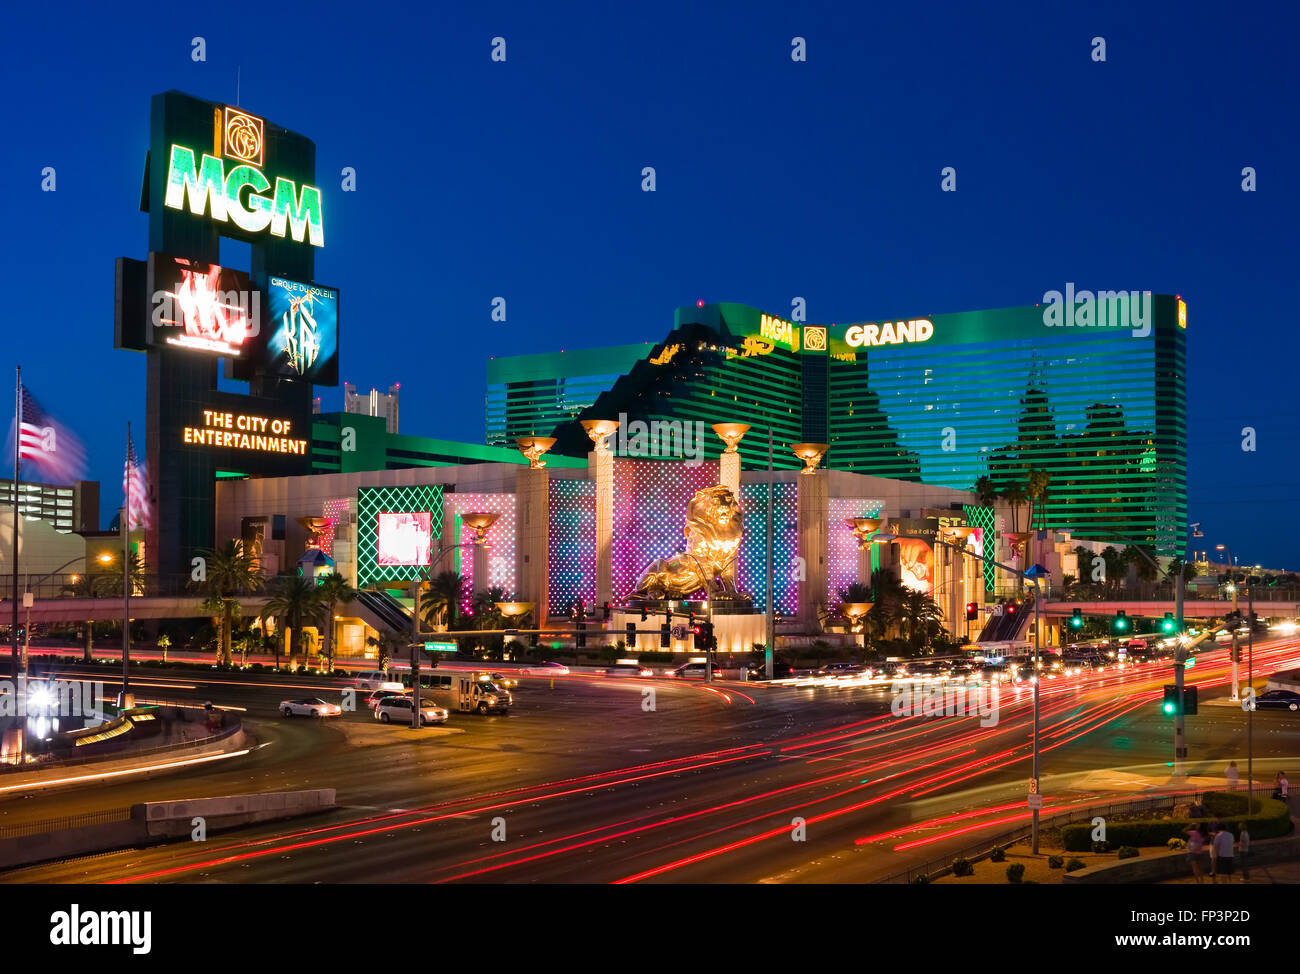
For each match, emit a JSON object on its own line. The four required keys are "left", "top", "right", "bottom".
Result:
{"left": 1186, "top": 821, "right": 1250, "bottom": 883}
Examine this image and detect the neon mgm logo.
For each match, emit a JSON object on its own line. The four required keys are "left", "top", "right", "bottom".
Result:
{"left": 615, "top": 412, "right": 706, "bottom": 467}
{"left": 164, "top": 107, "right": 324, "bottom": 248}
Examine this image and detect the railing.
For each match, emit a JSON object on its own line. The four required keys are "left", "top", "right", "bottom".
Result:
{"left": 1054, "top": 583, "right": 1300, "bottom": 603}
{"left": 0, "top": 806, "right": 133, "bottom": 839}
{"left": 873, "top": 792, "right": 1180, "bottom": 884}
{"left": 0, "top": 721, "right": 243, "bottom": 775}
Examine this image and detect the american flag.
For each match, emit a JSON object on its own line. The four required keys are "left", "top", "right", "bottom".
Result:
{"left": 13, "top": 384, "right": 85, "bottom": 483}
{"left": 124, "top": 432, "right": 149, "bottom": 530}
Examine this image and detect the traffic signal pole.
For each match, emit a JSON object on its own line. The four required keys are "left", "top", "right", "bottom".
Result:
{"left": 1173, "top": 572, "right": 1186, "bottom": 776}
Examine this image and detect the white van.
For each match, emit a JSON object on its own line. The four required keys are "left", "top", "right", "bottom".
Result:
{"left": 355, "top": 670, "right": 404, "bottom": 691}
{"left": 374, "top": 696, "right": 449, "bottom": 725}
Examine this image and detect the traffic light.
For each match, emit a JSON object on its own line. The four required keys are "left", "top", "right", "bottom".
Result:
{"left": 688, "top": 611, "right": 696, "bottom": 627}
{"left": 1114, "top": 610, "right": 1128, "bottom": 633}
{"left": 691, "top": 623, "right": 704, "bottom": 649}
{"left": 1006, "top": 601, "right": 1017, "bottom": 616}
{"left": 1070, "top": 608, "right": 1083, "bottom": 629}
{"left": 701, "top": 621, "right": 716, "bottom": 651}
{"left": 626, "top": 622, "right": 636, "bottom": 648}
{"left": 640, "top": 605, "right": 648, "bottom": 622}
{"left": 665, "top": 607, "right": 672, "bottom": 625}
{"left": 1183, "top": 686, "right": 1198, "bottom": 715}
{"left": 660, "top": 623, "right": 671, "bottom": 648}
{"left": 1161, "top": 612, "right": 1175, "bottom": 634}
{"left": 1162, "top": 684, "right": 1179, "bottom": 715}
{"left": 966, "top": 602, "right": 978, "bottom": 621}
{"left": 603, "top": 602, "right": 611, "bottom": 621}
{"left": 576, "top": 617, "right": 586, "bottom": 649}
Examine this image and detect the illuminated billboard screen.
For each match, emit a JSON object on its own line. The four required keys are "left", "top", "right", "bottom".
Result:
{"left": 147, "top": 253, "right": 255, "bottom": 357}
{"left": 377, "top": 512, "right": 432, "bottom": 567}
{"left": 265, "top": 276, "right": 339, "bottom": 385}
{"left": 897, "top": 538, "right": 935, "bottom": 594}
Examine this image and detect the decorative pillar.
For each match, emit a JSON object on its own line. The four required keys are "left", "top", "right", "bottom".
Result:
{"left": 581, "top": 420, "right": 618, "bottom": 608}
{"left": 461, "top": 512, "right": 501, "bottom": 597}
{"left": 792, "top": 443, "right": 829, "bottom": 627}
{"left": 712, "top": 423, "right": 749, "bottom": 496}
{"left": 848, "top": 517, "right": 882, "bottom": 588}
{"left": 514, "top": 437, "right": 555, "bottom": 621}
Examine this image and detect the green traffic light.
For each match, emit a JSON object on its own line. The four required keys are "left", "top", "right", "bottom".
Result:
{"left": 1162, "top": 702, "right": 1176, "bottom": 714}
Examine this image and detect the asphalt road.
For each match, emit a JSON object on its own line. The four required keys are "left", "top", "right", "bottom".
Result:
{"left": 4, "top": 641, "right": 1300, "bottom": 884}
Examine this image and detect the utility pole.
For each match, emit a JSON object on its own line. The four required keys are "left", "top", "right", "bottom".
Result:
{"left": 1247, "top": 584, "right": 1254, "bottom": 803}
{"left": 120, "top": 424, "right": 133, "bottom": 709}
{"left": 1031, "top": 578, "right": 1041, "bottom": 854}
{"left": 11, "top": 366, "right": 19, "bottom": 683}
{"left": 1173, "top": 571, "right": 1186, "bottom": 776}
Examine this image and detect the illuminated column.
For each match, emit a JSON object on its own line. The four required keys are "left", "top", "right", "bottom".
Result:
{"left": 848, "top": 517, "right": 882, "bottom": 588}
{"left": 515, "top": 437, "right": 555, "bottom": 620}
{"left": 793, "top": 444, "right": 829, "bottom": 627}
{"left": 462, "top": 513, "right": 501, "bottom": 597}
{"left": 582, "top": 420, "right": 619, "bottom": 608}
{"left": 944, "top": 527, "right": 975, "bottom": 635}
{"left": 712, "top": 423, "right": 749, "bottom": 496}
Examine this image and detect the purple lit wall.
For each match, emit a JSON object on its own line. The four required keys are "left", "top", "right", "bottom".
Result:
{"left": 445, "top": 493, "right": 516, "bottom": 614}
{"left": 827, "top": 498, "right": 885, "bottom": 606}
{"left": 736, "top": 482, "right": 799, "bottom": 614}
{"left": 611, "top": 458, "right": 719, "bottom": 601}
{"left": 548, "top": 479, "right": 595, "bottom": 617}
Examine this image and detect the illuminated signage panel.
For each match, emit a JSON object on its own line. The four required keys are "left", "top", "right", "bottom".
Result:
{"left": 182, "top": 409, "right": 308, "bottom": 455}
{"left": 147, "top": 253, "right": 256, "bottom": 356}
{"left": 377, "top": 512, "right": 433, "bottom": 567}
{"left": 265, "top": 276, "right": 339, "bottom": 385}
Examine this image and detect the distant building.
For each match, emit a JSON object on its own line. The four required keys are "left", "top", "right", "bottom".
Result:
{"left": 0, "top": 479, "right": 98, "bottom": 533}
{"left": 344, "top": 383, "right": 400, "bottom": 434}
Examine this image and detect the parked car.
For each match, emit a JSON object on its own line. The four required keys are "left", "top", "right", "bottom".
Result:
{"left": 747, "top": 660, "right": 795, "bottom": 680}
{"left": 374, "top": 696, "right": 449, "bottom": 724}
{"left": 365, "top": 689, "right": 405, "bottom": 710}
{"left": 280, "top": 697, "right": 342, "bottom": 718}
{"left": 519, "top": 661, "right": 570, "bottom": 676}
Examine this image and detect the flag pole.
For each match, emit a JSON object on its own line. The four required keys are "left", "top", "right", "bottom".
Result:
{"left": 11, "top": 366, "right": 19, "bottom": 682}
{"left": 121, "top": 421, "right": 132, "bottom": 708}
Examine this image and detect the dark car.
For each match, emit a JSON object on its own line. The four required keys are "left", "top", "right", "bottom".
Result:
{"left": 1254, "top": 689, "right": 1300, "bottom": 711}
{"left": 748, "top": 660, "right": 795, "bottom": 680}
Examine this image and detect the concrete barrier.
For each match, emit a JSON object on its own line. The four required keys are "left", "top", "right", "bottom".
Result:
{"left": 137, "top": 789, "right": 336, "bottom": 838}
{"left": 0, "top": 788, "right": 337, "bottom": 871}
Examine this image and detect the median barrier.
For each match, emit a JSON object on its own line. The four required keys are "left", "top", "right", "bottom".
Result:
{"left": 136, "top": 788, "right": 337, "bottom": 838}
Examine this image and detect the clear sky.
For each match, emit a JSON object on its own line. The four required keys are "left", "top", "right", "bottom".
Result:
{"left": 2, "top": 0, "right": 1296, "bottom": 568}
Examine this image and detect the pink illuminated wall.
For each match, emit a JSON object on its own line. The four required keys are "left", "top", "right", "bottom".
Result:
{"left": 827, "top": 498, "right": 885, "bottom": 605}
{"left": 611, "top": 458, "right": 719, "bottom": 601}
{"left": 445, "top": 493, "right": 516, "bottom": 613}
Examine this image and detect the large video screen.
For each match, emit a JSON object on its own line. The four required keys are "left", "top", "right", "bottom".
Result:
{"left": 897, "top": 538, "right": 935, "bottom": 594}
{"left": 265, "top": 276, "right": 339, "bottom": 385}
{"left": 147, "top": 253, "right": 254, "bottom": 357}
{"left": 376, "top": 512, "right": 432, "bottom": 567}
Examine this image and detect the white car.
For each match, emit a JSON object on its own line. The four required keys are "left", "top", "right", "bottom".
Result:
{"left": 519, "top": 661, "right": 570, "bottom": 676}
{"left": 354, "top": 670, "right": 405, "bottom": 691}
{"left": 280, "top": 697, "right": 342, "bottom": 718}
{"left": 374, "top": 696, "right": 449, "bottom": 724}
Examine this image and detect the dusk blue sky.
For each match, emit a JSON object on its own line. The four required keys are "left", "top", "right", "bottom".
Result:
{"left": 2, "top": 1, "right": 1296, "bottom": 568}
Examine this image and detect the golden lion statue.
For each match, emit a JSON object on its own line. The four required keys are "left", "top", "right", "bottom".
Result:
{"left": 632, "top": 485, "right": 750, "bottom": 600}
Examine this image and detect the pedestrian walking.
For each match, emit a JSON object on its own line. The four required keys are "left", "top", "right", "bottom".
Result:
{"left": 1186, "top": 822, "right": 1208, "bottom": 883}
{"left": 1237, "top": 823, "right": 1251, "bottom": 883}
{"left": 1226, "top": 761, "right": 1240, "bottom": 792}
{"left": 1211, "top": 824, "right": 1235, "bottom": 883}
{"left": 1274, "top": 771, "right": 1289, "bottom": 801}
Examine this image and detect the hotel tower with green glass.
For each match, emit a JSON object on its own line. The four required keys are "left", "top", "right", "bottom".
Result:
{"left": 486, "top": 295, "right": 1187, "bottom": 556}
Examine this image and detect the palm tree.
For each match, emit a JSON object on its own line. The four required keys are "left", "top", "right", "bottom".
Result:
{"left": 898, "top": 589, "right": 945, "bottom": 652}
{"left": 315, "top": 572, "right": 358, "bottom": 671}
{"left": 259, "top": 574, "right": 325, "bottom": 661}
{"left": 420, "top": 571, "right": 465, "bottom": 631}
{"left": 471, "top": 586, "right": 507, "bottom": 659}
{"left": 864, "top": 568, "right": 907, "bottom": 644}
{"left": 973, "top": 475, "right": 998, "bottom": 510}
{"left": 1002, "top": 482, "right": 1028, "bottom": 535}
{"left": 1026, "top": 469, "right": 1051, "bottom": 532}
{"left": 366, "top": 630, "right": 404, "bottom": 671}
{"left": 200, "top": 541, "right": 264, "bottom": 666}
{"left": 92, "top": 551, "right": 147, "bottom": 598}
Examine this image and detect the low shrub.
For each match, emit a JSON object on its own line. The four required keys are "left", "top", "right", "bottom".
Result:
{"left": 951, "top": 857, "right": 974, "bottom": 877}
{"left": 1117, "top": 846, "right": 1140, "bottom": 859}
{"left": 1091, "top": 840, "right": 1111, "bottom": 853}
{"left": 1167, "top": 838, "right": 1187, "bottom": 851}
{"left": 1048, "top": 855, "right": 1064, "bottom": 869}
{"left": 1065, "top": 858, "right": 1085, "bottom": 872}
{"left": 990, "top": 846, "right": 1006, "bottom": 862}
{"left": 910, "top": 873, "right": 931, "bottom": 884}
{"left": 1006, "top": 863, "right": 1025, "bottom": 883}
{"left": 1061, "top": 793, "right": 1290, "bottom": 851}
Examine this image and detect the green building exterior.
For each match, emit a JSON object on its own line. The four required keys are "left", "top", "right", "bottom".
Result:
{"left": 485, "top": 297, "right": 1188, "bottom": 555}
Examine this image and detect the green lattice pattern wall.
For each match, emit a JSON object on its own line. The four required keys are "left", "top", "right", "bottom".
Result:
{"left": 963, "top": 504, "right": 997, "bottom": 591}
{"left": 357, "top": 485, "right": 446, "bottom": 586}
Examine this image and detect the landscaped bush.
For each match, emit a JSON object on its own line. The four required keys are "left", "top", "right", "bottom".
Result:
{"left": 1091, "top": 840, "right": 1111, "bottom": 853}
{"left": 910, "top": 873, "right": 931, "bottom": 884}
{"left": 1048, "top": 855, "right": 1064, "bottom": 869}
{"left": 951, "top": 857, "right": 974, "bottom": 877}
{"left": 1117, "top": 846, "right": 1140, "bottom": 859}
{"left": 1060, "top": 793, "right": 1290, "bottom": 851}
{"left": 1167, "top": 838, "right": 1187, "bottom": 851}
{"left": 990, "top": 846, "right": 1006, "bottom": 862}
{"left": 1006, "top": 863, "right": 1025, "bottom": 883}
{"left": 1065, "top": 858, "right": 1085, "bottom": 872}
